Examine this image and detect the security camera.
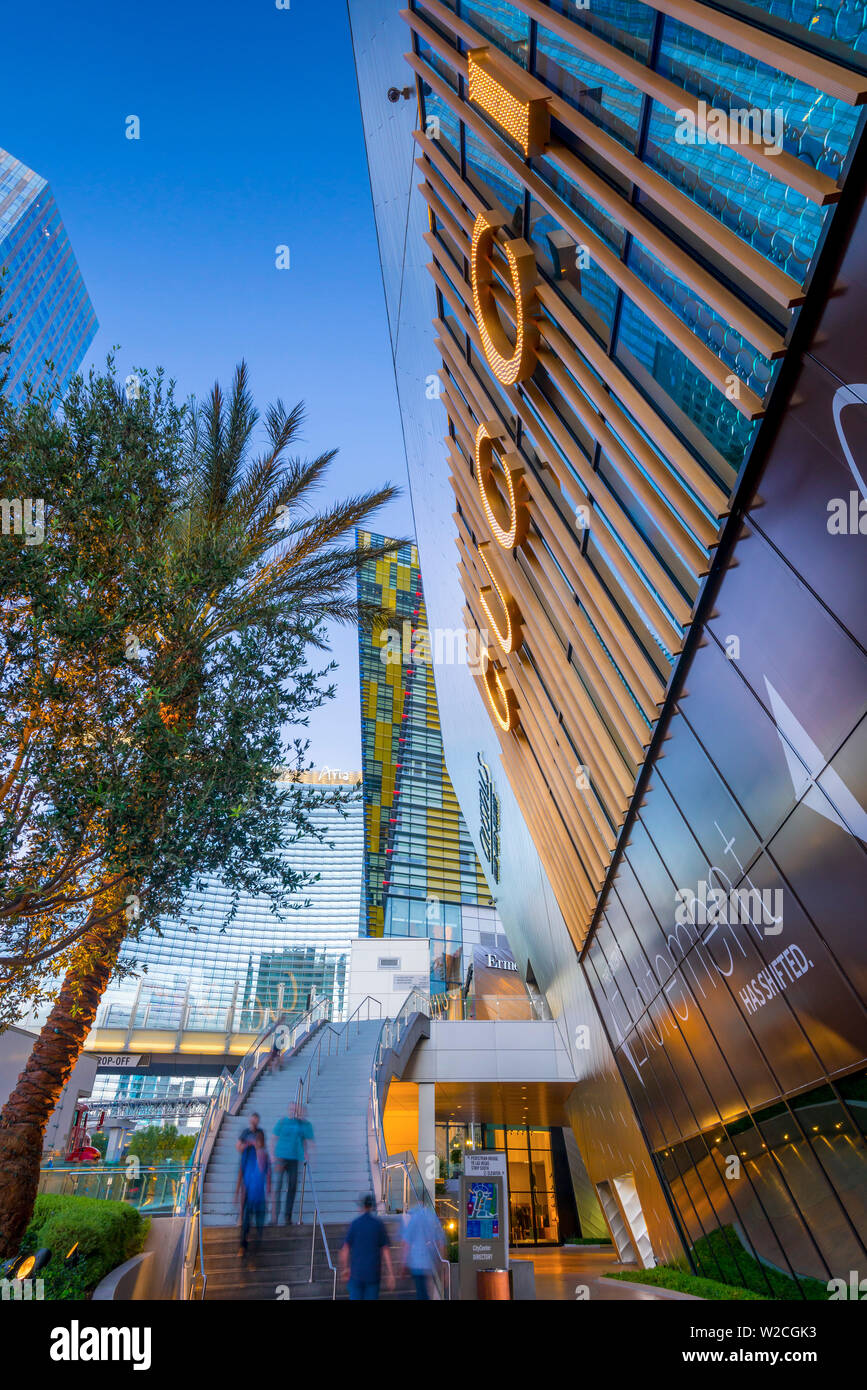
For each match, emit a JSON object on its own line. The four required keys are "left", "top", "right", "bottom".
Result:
{"left": 387, "top": 86, "right": 413, "bottom": 103}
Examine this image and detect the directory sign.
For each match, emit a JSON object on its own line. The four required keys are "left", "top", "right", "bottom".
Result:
{"left": 465, "top": 1180, "right": 499, "bottom": 1239}
{"left": 465, "top": 1149, "right": 509, "bottom": 1221}
{"left": 458, "top": 1173, "right": 507, "bottom": 1300}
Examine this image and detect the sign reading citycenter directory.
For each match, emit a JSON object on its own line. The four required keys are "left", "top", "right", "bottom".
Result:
{"left": 459, "top": 1172, "right": 508, "bottom": 1300}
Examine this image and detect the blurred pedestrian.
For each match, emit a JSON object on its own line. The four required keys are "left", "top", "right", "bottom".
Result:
{"left": 271, "top": 1102, "right": 314, "bottom": 1225}
{"left": 402, "top": 1203, "right": 444, "bottom": 1299}
{"left": 236, "top": 1129, "right": 271, "bottom": 1258}
{"left": 267, "top": 1035, "right": 282, "bottom": 1074}
{"left": 236, "top": 1112, "right": 265, "bottom": 1155}
{"left": 339, "top": 1193, "right": 395, "bottom": 1300}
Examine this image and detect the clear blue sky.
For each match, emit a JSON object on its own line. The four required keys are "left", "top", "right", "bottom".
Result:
{"left": 1, "top": 0, "right": 413, "bottom": 773}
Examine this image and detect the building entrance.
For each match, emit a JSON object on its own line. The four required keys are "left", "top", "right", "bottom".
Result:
{"left": 436, "top": 1120, "right": 569, "bottom": 1245}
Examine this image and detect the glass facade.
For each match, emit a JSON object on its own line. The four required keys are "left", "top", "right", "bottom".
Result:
{"left": 350, "top": 0, "right": 867, "bottom": 1287}
{"left": 357, "top": 530, "right": 506, "bottom": 1000}
{"left": 436, "top": 1120, "right": 574, "bottom": 1245}
{"left": 0, "top": 147, "right": 97, "bottom": 403}
{"left": 91, "top": 774, "right": 363, "bottom": 1046}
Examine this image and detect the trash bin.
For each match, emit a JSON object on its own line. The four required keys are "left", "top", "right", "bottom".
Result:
{"left": 477, "top": 1268, "right": 511, "bottom": 1300}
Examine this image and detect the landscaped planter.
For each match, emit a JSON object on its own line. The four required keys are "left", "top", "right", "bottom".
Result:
{"left": 18, "top": 1193, "right": 149, "bottom": 1299}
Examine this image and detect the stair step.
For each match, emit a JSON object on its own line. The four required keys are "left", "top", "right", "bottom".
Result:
{"left": 199, "top": 1026, "right": 385, "bottom": 1286}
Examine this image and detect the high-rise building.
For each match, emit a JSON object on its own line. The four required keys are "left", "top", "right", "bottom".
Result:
{"left": 350, "top": 0, "right": 867, "bottom": 1288}
{"left": 0, "top": 147, "right": 97, "bottom": 403}
{"left": 87, "top": 772, "right": 364, "bottom": 1076}
{"left": 357, "top": 530, "right": 509, "bottom": 1004}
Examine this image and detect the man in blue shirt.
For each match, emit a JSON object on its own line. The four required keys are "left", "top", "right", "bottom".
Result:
{"left": 402, "top": 1203, "right": 444, "bottom": 1299}
{"left": 271, "top": 1103, "right": 314, "bottom": 1225}
{"left": 236, "top": 1130, "right": 271, "bottom": 1257}
{"left": 339, "top": 1194, "right": 395, "bottom": 1300}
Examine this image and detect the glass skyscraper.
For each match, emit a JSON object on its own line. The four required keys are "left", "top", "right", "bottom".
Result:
{"left": 357, "top": 530, "right": 508, "bottom": 1002}
{"left": 0, "top": 147, "right": 97, "bottom": 403}
{"left": 89, "top": 773, "right": 364, "bottom": 1058}
{"left": 350, "top": 0, "right": 867, "bottom": 1290}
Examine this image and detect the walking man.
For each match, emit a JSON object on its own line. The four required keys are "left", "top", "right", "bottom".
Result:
{"left": 236, "top": 1112, "right": 265, "bottom": 1155}
{"left": 339, "top": 1193, "right": 396, "bottom": 1300}
{"left": 236, "top": 1129, "right": 271, "bottom": 1258}
{"left": 271, "top": 1101, "right": 314, "bottom": 1225}
{"left": 402, "top": 1202, "right": 445, "bottom": 1299}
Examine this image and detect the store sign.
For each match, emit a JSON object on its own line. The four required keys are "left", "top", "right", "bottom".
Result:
{"left": 478, "top": 752, "right": 501, "bottom": 882}
{"left": 464, "top": 219, "right": 541, "bottom": 735}
{"left": 96, "top": 1054, "right": 149, "bottom": 1069}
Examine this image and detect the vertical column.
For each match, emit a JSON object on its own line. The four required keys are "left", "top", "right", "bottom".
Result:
{"left": 418, "top": 1082, "right": 436, "bottom": 1201}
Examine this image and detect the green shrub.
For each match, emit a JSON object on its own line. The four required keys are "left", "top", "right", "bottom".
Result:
{"left": 22, "top": 1194, "right": 149, "bottom": 1300}
{"left": 568, "top": 1236, "right": 614, "bottom": 1245}
{"left": 690, "top": 1226, "right": 829, "bottom": 1301}
{"left": 606, "top": 1267, "right": 765, "bottom": 1301}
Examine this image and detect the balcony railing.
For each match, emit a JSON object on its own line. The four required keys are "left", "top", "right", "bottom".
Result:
{"left": 38, "top": 1162, "right": 189, "bottom": 1212}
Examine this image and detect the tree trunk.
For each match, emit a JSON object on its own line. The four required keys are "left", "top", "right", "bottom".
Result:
{"left": 0, "top": 891, "right": 128, "bottom": 1259}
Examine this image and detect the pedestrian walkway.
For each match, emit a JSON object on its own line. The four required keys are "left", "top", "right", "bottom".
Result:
{"left": 510, "top": 1247, "right": 693, "bottom": 1300}
{"left": 202, "top": 1018, "right": 381, "bottom": 1227}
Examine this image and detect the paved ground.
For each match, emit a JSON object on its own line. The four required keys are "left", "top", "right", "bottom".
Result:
{"left": 510, "top": 1247, "right": 679, "bottom": 1301}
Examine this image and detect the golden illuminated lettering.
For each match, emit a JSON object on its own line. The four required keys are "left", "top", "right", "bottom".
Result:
{"left": 482, "top": 655, "right": 518, "bottom": 732}
{"left": 470, "top": 211, "right": 538, "bottom": 386}
{"left": 475, "top": 420, "right": 529, "bottom": 550}
{"left": 466, "top": 47, "right": 550, "bottom": 158}
{"left": 477, "top": 542, "right": 522, "bottom": 654}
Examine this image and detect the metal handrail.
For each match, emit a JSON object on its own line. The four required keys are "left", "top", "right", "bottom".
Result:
{"left": 428, "top": 1232, "right": 452, "bottom": 1302}
{"left": 293, "top": 994, "right": 383, "bottom": 1112}
{"left": 365, "top": 989, "right": 451, "bottom": 1298}
{"left": 178, "top": 996, "right": 331, "bottom": 1299}
{"left": 369, "top": 988, "right": 431, "bottom": 1178}
{"left": 297, "top": 1160, "right": 337, "bottom": 1299}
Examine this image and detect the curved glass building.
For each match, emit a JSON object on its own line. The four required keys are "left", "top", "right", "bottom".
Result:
{"left": 349, "top": 0, "right": 867, "bottom": 1292}
{"left": 88, "top": 773, "right": 364, "bottom": 1062}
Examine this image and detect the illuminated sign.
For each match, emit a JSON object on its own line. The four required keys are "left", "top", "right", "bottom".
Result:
{"left": 464, "top": 1179, "right": 499, "bottom": 1239}
{"left": 470, "top": 211, "right": 538, "bottom": 386}
{"left": 466, "top": 47, "right": 550, "bottom": 158}
{"left": 477, "top": 543, "right": 522, "bottom": 654}
{"left": 474, "top": 421, "right": 529, "bottom": 550}
{"left": 481, "top": 657, "right": 518, "bottom": 732}
{"left": 464, "top": 231, "right": 545, "bottom": 735}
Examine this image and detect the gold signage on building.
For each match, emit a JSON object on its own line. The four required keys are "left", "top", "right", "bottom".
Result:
{"left": 482, "top": 656, "right": 518, "bottom": 732}
{"left": 470, "top": 211, "right": 538, "bottom": 386}
{"left": 477, "top": 542, "right": 522, "bottom": 655}
{"left": 474, "top": 420, "right": 530, "bottom": 549}
{"left": 466, "top": 46, "right": 551, "bottom": 158}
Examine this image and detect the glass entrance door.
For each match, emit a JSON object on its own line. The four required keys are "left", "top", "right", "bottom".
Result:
{"left": 494, "top": 1125, "right": 561, "bottom": 1245}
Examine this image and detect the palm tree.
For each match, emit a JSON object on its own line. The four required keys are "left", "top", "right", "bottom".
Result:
{"left": 0, "top": 362, "right": 405, "bottom": 1255}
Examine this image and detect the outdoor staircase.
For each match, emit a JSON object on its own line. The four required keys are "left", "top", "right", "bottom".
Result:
{"left": 197, "top": 1221, "right": 416, "bottom": 1300}
{"left": 198, "top": 1017, "right": 415, "bottom": 1298}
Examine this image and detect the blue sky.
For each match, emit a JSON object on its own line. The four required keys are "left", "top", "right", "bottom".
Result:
{"left": 1, "top": 0, "right": 413, "bottom": 772}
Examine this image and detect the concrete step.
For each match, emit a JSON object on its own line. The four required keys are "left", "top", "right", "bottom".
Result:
{"left": 202, "top": 1283, "right": 415, "bottom": 1301}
